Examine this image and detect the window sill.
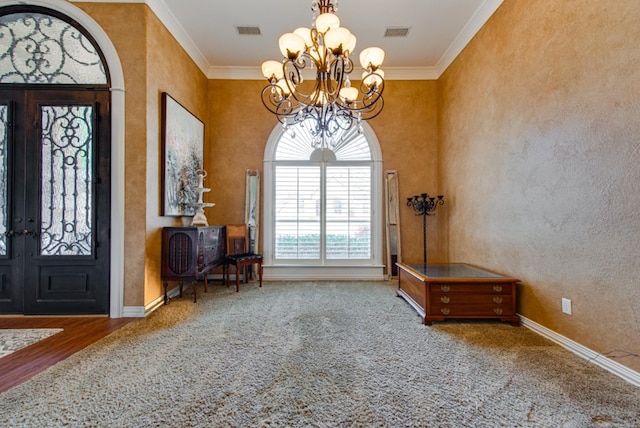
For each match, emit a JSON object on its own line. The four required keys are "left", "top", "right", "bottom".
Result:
{"left": 263, "top": 265, "right": 385, "bottom": 281}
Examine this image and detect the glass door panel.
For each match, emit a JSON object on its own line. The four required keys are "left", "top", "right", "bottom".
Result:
{"left": 40, "top": 105, "right": 94, "bottom": 256}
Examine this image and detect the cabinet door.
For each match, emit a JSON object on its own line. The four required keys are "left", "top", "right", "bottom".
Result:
{"left": 161, "top": 227, "right": 197, "bottom": 280}
{"left": 199, "top": 226, "right": 225, "bottom": 267}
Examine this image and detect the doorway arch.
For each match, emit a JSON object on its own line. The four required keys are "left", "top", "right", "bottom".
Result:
{"left": 0, "top": 0, "right": 125, "bottom": 317}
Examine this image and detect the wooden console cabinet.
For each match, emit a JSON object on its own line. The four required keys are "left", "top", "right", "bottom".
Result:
{"left": 161, "top": 226, "right": 225, "bottom": 303}
{"left": 397, "top": 263, "right": 520, "bottom": 326}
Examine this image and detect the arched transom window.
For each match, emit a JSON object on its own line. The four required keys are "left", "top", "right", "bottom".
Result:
{"left": 0, "top": 9, "right": 108, "bottom": 84}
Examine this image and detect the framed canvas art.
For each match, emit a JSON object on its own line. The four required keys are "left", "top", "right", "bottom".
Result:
{"left": 161, "top": 92, "right": 204, "bottom": 216}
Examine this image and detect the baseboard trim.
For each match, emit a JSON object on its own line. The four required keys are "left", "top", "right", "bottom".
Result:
{"left": 122, "top": 306, "right": 145, "bottom": 318}
{"left": 520, "top": 315, "right": 640, "bottom": 387}
{"left": 123, "top": 286, "right": 183, "bottom": 318}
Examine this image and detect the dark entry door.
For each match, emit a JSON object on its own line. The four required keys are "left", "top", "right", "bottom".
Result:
{"left": 0, "top": 89, "right": 110, "bottom": 314}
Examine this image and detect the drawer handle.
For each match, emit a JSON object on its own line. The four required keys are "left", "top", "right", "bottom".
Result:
{"left": 493, "top": 285, "right": 503, "bottom": 293}
{"left": 441, "top": 285, "right": 450, "bottom": 292}
{"left": 440, "top": 296, "right": 450, "bottom": 304}
{"left": 493, "top": 297, "right": 503, "bottom": 304}
{"left": 441, "top": 308, "right": 450, "bottom": 315}
{"left": 494, "top": 308, "right": 503, "bottom": 315}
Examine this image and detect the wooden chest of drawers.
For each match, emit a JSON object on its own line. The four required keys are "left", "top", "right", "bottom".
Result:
{"left": 397, "top": 263, "right": 520, "bottom": 326}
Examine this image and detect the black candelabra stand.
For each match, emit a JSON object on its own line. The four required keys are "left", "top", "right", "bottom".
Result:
{"left": 407, "top": 193, "right": 444, "bottom": 266}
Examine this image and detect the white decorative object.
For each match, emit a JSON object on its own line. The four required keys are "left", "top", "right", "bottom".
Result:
{"left": 188, "top": 170, "right": 215, "bottom": 226}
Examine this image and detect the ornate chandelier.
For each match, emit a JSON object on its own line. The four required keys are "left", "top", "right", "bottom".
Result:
{"left": 261, "top": 0, "right": 385, "bottom": 149}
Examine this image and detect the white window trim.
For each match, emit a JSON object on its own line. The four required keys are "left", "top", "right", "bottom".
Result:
{"left": 263, "top": 122, "right": 385, "bottom": 281}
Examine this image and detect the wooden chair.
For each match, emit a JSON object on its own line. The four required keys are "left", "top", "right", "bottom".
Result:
{"left": 225, "top": 224, "right": 263, "bottom": 292}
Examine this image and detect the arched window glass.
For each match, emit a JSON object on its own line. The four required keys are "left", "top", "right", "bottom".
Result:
{"left": 265, "top": 120, "right": 383, "bottom": 277}
{"left": 276, "top": 121, "right": 371, "bottom": 161}
{"left": 0, "top": 10, "right": 108, "bottom": 84}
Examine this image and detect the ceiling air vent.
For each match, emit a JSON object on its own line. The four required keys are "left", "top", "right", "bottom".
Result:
{"left": 384, "top": 27, "right": 410, "bottom": 37}
{"left": 235, "top": 26, "right": 261, "bottom": 35}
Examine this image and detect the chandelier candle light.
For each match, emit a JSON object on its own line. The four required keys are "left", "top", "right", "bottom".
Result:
{"left": 261, "top": 0, "right": 385, "bottom": 149}
{"left": 407, "top": 193, "right": 444, "bottom": 266}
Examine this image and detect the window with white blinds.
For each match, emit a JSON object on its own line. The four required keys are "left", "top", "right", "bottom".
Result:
{"left": 326, "top": 166, "right": 371, "bottom": 259}
{"left": 272, "top": 122, "right": 374, "bottom": 264}
{"left": 275, "top": 166, "right": 321, "bottom": 259}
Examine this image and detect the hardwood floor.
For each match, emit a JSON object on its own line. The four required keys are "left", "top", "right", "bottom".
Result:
{"left": 0, "top": 316, "right": 133, "bottom": 394}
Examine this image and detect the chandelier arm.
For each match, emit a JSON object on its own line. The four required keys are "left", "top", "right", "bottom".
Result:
{"left": 327, "top": 56, "right": 350, "bottom": 100}
{"left": 314, "top": 0, "right": 336, "bottom": 14}
{"left": 356, "top": 95, "right": 385, "bottom": 121}
{"left": 283, "top": 59, "right": 304, "bottom": 90}
{"left": 283, "top": 53, "right": 329, "bottom": 108}
{"left": 331, "top": 56, "right": 353, "bottom": 77}
{"left": 359, "top": 71, "right": 385, "bottom": 94}
{"left": 300, "top": 106, "right": 325, "bottom": 149}
{"left": 331, "top": 107, "right": 354, "bottom": 130}
{"left": 260, "top": 84, "right": 287, "bottom": 115}
{"left": 357, "top": 76, "right": 384, "bottom": 104}
{"left": 309, "top": 27, "right": 323, "bottom": 67}
{"left": 261, "top": 84, "right": 310, "bottom": 126}
{"left": 334, "top": 82, "right": 383, "bottom": 114}
{"left": 361, "top": 85, "right": 384, "bottom": 106}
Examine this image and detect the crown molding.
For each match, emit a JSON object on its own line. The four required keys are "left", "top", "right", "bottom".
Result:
{"left": 70, "top": 0, "right": 504, "bottom": 81}
{"left": 206, "top": 66, "right": 440, "bottom": 81}
{"left": 145, "top": 0, "right": 209, "bottom": 73}
{"left": 207, "top": 66, "right": 264, "bottom": 81}
{"left": 435, "top": 0, "right": 504, "bottom": 76}
{"left": 70, "top": 0, "right": 210, "bottom": 75}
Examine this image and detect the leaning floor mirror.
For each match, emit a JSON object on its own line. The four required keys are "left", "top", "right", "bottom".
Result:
{"left": 244, "top": 169, "right": 260, "bottom": 256}
{"left": 385, "top": 170, "right": 402, "bottom": 278}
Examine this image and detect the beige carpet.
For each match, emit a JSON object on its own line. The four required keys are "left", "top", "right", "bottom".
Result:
{"left": 1, "top": 281, "right": 638, "bottom": 427}
{"left": 0, "top": 328, "right": 62, "bottom": 358}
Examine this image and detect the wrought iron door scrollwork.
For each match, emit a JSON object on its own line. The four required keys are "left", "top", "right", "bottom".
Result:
{"left": 0, "top": 11, "right": 107, "bottom": 84}
{"left": 40, "top": 105, "right": 93, "bottom": 256}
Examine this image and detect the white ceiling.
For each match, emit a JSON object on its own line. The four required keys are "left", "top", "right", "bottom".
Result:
{"left": 74, "top": 0, "right": 504, "bottom": 79}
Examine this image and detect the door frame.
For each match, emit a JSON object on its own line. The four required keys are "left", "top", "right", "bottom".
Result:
{"left": 0, "top": 0, "right": 127, "bottom": 317}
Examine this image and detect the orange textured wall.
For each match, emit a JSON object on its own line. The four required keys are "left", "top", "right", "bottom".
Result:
{"left": 143, "top": 7, "right": 208, "bottom": 305}
{"left": 206, "top": 80, "right": 441, "bottom": 267}
{"left": 439, "top": 0, "right": 640, "bottom": 371}
{"left": 75, "top": 3, "right": 148, "bottom": 306}
{"left": 372, "top": 80, "right": 443, "bottom": 265}
{"left": 75, "top": 3, "right": 208, "bottom": 306}
{"left": 206, "top": 80, "right": 274, "bottom": 231}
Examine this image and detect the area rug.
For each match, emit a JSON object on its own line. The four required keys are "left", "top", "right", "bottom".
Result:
{"left": 1, "top": 281, "right": 639, "bottom": 427}
{"left": 0, "top": 328, "right": 63, "bottom": 358}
